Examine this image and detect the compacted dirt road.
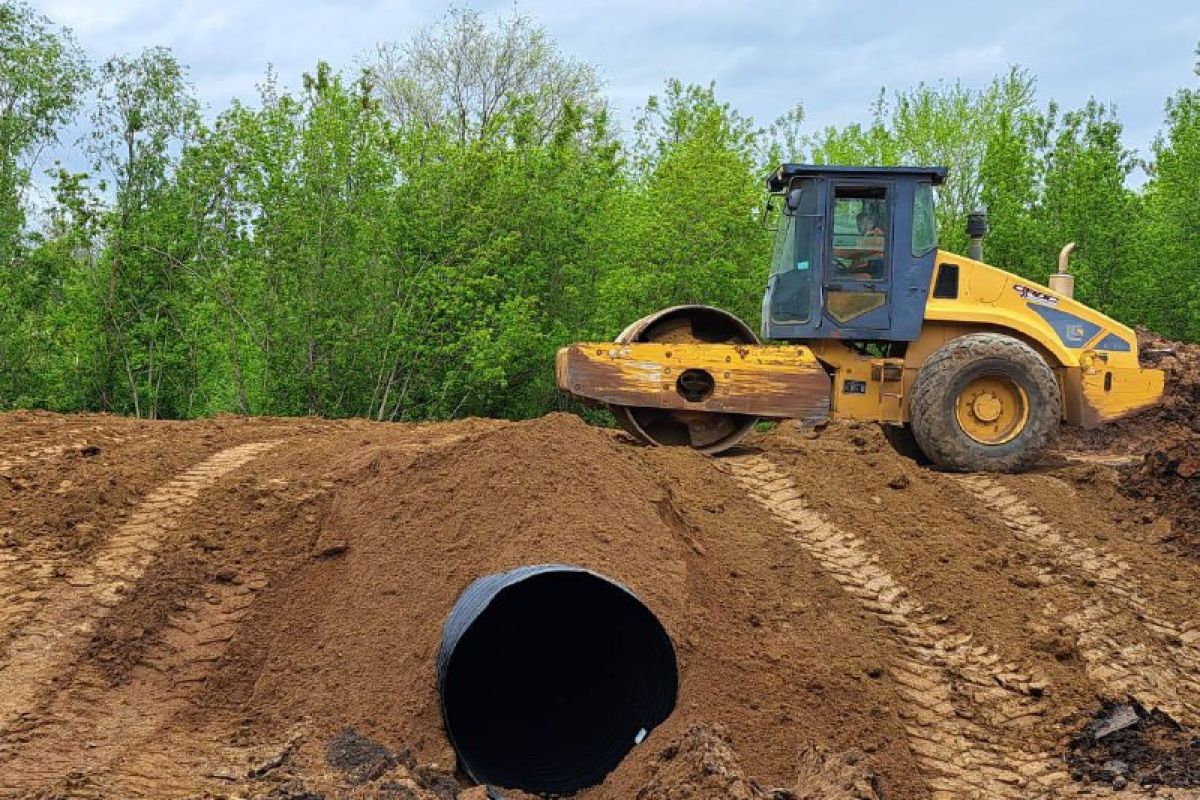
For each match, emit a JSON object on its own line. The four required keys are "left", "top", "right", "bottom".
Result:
{"left": 0, "top": 369, "right": 1198, "bottom": 800}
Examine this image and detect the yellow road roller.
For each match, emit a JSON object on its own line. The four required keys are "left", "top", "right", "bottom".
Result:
{"left": 556, "top": 164, "right": 1165, "bottom": 472}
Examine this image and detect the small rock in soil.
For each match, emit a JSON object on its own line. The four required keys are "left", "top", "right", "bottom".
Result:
{"left": 1093, "top": 703, "right": 1140, "bottom": 739}
{"left": 315, "top": 539, "right": 349, "bottom": 558}
{"left": 415, "top": 767, "right": 460, "bottom": 800}
{"left": 263, "top": 779, "right": 325, "bottom": 800}
{"left": 248, "top": 743, "right": 292, "bottom": 778}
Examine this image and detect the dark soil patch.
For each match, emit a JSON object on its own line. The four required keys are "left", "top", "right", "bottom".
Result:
{"left": 327, "top": 727, "right": 405, "bottom": 784}
{"left": 1067, "top": 699, "right": 1200, "bottom": 790}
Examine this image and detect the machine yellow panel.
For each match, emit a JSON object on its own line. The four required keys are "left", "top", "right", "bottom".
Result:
{"left": 921, "top": 252, "right": 1165, "bottom": 424}
{"left": 1077, "top": 360, "right": 1166, "bottom": 428}
{"left": 807, "top": 340, "right": 906, "bottom": 423}
{"left": 556, "top": 342, "right": 832, "bottom": 420}
{"left": 925, "top": 252, "right": 1147, "bottom": 369}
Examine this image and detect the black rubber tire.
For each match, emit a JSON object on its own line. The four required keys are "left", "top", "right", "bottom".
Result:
{"left": 881, "top": 424, "right": 932, "bottom": 466}
{"left": 909, "top": 333, "right": 1060, "bottom": 473}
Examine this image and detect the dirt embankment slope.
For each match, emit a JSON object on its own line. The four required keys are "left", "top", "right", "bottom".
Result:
{"left": 0, "top": 402, "right": 1198, "bottom": 799}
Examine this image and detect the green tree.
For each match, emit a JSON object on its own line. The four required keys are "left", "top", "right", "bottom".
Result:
{"left": 0, "top": 0, "right": 88, "bottom": 404}
{"left": 978, "top": 101, "right": 1050, "bottom": 279}
{"left": 86, "top": 47, "right": 201, "bottom": 416}
{"left": 807, "top": 69, "right": 1039, "bottom": 254}
{"left": 370, "top": 6, "right": 603, "bottom": 146}
{"left": 596, "top": 81, "right": 766, "bottom": 333}
{"left": 1037, "top": 100, "right": 1139, "bottom": 315}
{"left": 0, "top": 0, "right": 88, "bottom": 264}
{"left": 5, "top": 8, "right": 1200, "bottom": 425}
{"left": 1141, "top": 46, "right": 1200, "bottom": 340}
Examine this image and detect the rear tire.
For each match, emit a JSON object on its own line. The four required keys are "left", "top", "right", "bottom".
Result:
{"left": 910, "top": 333, "right": 1060, "bottom": 473}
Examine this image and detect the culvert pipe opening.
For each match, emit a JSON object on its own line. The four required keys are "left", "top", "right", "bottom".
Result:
{"left": 437, "top": 565, "right": 678, "bottom": 795}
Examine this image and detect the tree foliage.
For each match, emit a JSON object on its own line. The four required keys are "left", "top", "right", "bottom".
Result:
{"left": 1142, "top": 47, "right": 1200, "bottom": 341}
{"left": 0, "top": 0, "right": 88, "bottom": 402}
{"left": 0, "top": 9, "right": 1198, "bottom": 420}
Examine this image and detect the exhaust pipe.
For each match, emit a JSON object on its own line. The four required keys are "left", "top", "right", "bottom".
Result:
{"left": 967, "top": 211, "right": 988, "bottom": 261}
{"left": 1050, "top": 242, "right": 1076, "bottom": 299}
{"left": 437, "top": 565, "right": 678, "bottom": 794}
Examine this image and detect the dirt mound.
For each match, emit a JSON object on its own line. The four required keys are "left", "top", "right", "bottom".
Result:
{"left": 1052, "top": 330, "right": 1200, "bottom": 554}
{"left": 1122, "top": 435, "right": 1200, "bottom": 555}
{"left": 630, "top": 723, "right": 881, "bottom": 800}
{"left": 629, "top": 724, "right": 766, "bottom": 800}
{"left": 234, "top": 727, "right": 460, "bottom": 800}
{"left": 221, "top": 412, "right": 921, "bottom": 797}
{"left": 4, "top": 410, "right": 1200, "bottom": 799}
{"left": 1067, "top": 700, "right": 1200, "bottom": 791}
{"left": 1105, "top": 331, "right": 1200, "bottom": 553}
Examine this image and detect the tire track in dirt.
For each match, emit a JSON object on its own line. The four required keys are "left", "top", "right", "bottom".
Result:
{"left": 722, "top": 454, "right": 1068, "bottom": 799}
{"left": 0, "top": 554, "right": 57, "bottom": 644}
{"left": 1052, "top": 451, "right": 1143, "bottom": 468}
{"left": 956, "top": 474, "right": 1200, "bottom": 725}
{"left": 0, "top": 430, "right": 479, "bottom": 798}
{"left": 0, "top": 441, "right": 280, "bottom": 735}
{"left": 0, "top": 432, "right": 160, "bottom": 646}
{"left": 0, "top": 440, "right": 89, "bottom": 475}
{"left": 0, "top": 575, "right": 270, "bottom": 798}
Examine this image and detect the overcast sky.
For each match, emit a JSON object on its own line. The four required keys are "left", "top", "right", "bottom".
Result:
{"left": 31, "top": 0, "right": 1200, "bottom": 169}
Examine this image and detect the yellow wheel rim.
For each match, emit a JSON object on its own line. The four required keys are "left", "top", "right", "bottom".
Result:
{"left": 955, "top": 375, "right": 1029, "bottom": 445}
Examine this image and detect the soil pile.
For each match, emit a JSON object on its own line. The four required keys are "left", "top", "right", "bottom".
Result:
{"left": 631, "top": 723, "right": 882, "bottom": 800}
{"left": 1052, "top": 330, "right": 1200, "bottom": 551}
{"left": 3, "top": 409, "right": 1200, "bottom": 800}
{"left": 1114, "top": 332, "right": 1200, "bottom": 550}
{"left": 221, "top": 412, "right": 915, "bottom": 798}
{"left": 1123, "top": 435, "right": 1200, "bottom": 555}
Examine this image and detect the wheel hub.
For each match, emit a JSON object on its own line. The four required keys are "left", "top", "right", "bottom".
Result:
{"left": 955, "top": 375, "right": 1029, "bottom": 446}
{"left": 971, "top": 392, "right": 1003, "bottom": 423}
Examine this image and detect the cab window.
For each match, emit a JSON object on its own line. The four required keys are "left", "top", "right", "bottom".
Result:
{"left": 769, "top": 203, "right": 796, "bottom": 278}
{"left": 830, "top": 185, "right": 888, "bottom": 280}
{"left": 768, "top": 182, "right": 817, "bottom": 324}
{"left": 912, "top": 182, "right": 937, "bottom": 256}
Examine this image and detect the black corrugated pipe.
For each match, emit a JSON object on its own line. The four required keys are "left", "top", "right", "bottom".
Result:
{"left": 437, "top": 564, "right": 678, "bottom": 795}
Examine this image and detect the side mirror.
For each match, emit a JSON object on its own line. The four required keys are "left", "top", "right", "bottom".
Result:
{"left": 785, "top": 188, "right": 802, "bottom": 214}
{"left": 759, "top": 197, "right": 779, "bottom": 230}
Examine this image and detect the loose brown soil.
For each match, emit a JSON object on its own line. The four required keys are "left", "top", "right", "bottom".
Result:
{"left": 1059, "top": 330, "right": 1200, "bottom": 562}
{"left": 1, "top": 404, "right": 1199, "bottom": 799}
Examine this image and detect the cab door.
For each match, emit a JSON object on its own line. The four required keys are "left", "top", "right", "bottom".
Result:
{"left": 822, "top": 181, "right": 893, "bottom": 332}
{"left": 765, "top": 176, "right": 823, "bottom": 329}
